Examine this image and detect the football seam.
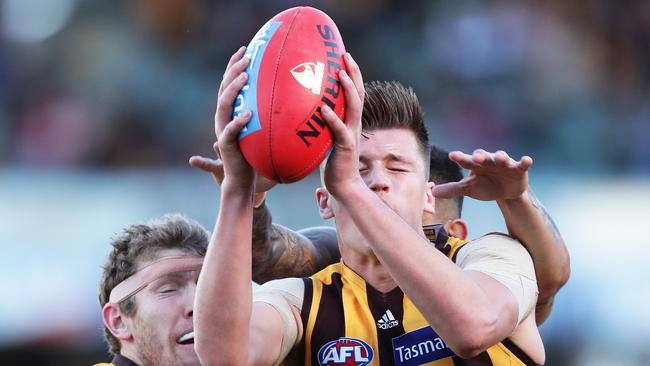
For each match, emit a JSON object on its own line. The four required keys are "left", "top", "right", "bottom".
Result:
{"left": 268, "top": 7, "right": 302, "bottom": 183}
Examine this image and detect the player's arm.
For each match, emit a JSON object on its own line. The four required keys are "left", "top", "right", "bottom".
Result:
{"left": 252, "top": 207, "right": 340, "bottom": 283}
{"left": 193, "top": 47, "right": 288, "bottom": 366}
{"left": 497, "top": 186, "right": 568, "bottom": 324}
{"left": 320, "top": 54, "right": 522, "bottom": 358}
{"left": 191, "top": 154, "right": 340, "bottom": 283}
{"left": 322, "top": 190, "right": 524, "bottom": 358}
{"left": 434, "top": 150, "right": 570, "bottom": 324}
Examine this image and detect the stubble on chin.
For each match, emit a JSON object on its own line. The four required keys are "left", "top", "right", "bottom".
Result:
{"left": 132, "top": 323, "right": 168, "bottom": 366}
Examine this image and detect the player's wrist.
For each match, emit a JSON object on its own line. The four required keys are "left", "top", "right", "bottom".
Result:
{"left": 328, "top": 176, "right": 369, "bottom": 202}
{"left": 496, "top": 188, "right": 530, "bottom": 213}
{"left": 221, "top": 178, "right": 256, "bottom": 198}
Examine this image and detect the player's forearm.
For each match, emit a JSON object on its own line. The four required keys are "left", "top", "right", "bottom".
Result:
{"left": 195, "top": 182, "right": 255, "bottom": 365}
{"left": 497, "top": 187, "right": 570, "bottom": 319}
{"left": 535, "top": 296, "right": 554, "bottom": 324}
{"left": 251, "top": 201, "right": 275, "bottom": 281}
{"left": 335, "top": 185, "right": 516, "bottom": 357}
{"left": 251, "top": 199, "right": 330, "bottom": 282}
{"left": 255, "top": 224, "right": 325, "bottom": 282}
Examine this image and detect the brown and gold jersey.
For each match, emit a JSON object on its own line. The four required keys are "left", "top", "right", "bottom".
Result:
{"left": 294, "top": 226, "right": 539, "bottom": 366}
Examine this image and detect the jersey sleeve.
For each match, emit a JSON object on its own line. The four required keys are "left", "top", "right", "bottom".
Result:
{"left": 455, "top": 234, "right": 538, "bottom": 324}
{"left": 252, "top": 277, "right": 305, "bottom": 365}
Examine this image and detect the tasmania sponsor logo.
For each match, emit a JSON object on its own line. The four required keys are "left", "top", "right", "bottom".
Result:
{"left": 391, "top": 327, "right": 455, "bottom": 366}
{"left": 317, "top": 337, "right": 374, "bottom": 366}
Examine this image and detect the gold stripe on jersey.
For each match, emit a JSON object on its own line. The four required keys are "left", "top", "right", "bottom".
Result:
{"left": 340, "top": 264, "right": 380, "bottom": 364}
{"left": 484, "top": 341, "right": 530, "bottom": 366}
{"left": 304, "top": 265, "right": 326, "bottom": 365}
{"left": 447, "top": 236, "right": 467, "bottom": 261}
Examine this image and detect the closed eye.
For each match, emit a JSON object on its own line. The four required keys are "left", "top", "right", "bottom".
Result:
{"left": 158, "top": 286, "right": 178, "bottom": 294}
{"left": 389, "top": 167, "right": 408, "bottom": 173}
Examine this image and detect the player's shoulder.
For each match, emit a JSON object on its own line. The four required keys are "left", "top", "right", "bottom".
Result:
{"left": 298, "top": 226, "right": 337, "bottom": 242}
{"left": 256, "top": 277, "right": 305, "bottom": 295}
{"left": 457, "top": 232, "right": 533, "bottom": 266}
{"left": 467, "top": 232, "right": 523, "bottom": 249}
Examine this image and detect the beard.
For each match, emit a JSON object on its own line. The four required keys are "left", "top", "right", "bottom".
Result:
{"left": 131, "top": 319, "right": 198, "bottom": 366}
{"left": 132, "top": 322, "right": 169, "bottom": 366}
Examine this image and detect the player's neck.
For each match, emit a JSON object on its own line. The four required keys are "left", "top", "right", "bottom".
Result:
{"left": 341, "top": 251, "right": 397, "bottom": 293}
{"left": 118, "top": 346, "right": 143, "bottom": 366}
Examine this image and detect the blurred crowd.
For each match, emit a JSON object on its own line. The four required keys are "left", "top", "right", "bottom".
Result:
{"left": 1, "top": 0, "right": 649, "bottom": 173}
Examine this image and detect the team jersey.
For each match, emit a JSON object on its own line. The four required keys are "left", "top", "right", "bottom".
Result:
{"left": 289, "top": 226, "right": 540, "bottom": 366}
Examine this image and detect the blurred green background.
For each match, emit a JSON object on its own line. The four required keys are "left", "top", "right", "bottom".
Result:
{"left": 1, "top": 0, "right": 649, "bottom": 365}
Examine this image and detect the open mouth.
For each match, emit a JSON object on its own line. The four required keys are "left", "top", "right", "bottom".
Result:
{"left": 177, "top": 331, "right": 194, "bottom": 345}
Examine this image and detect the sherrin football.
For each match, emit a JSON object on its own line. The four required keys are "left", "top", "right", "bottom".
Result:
{"left": 234, "top": 6, "right": 347, "bottom": 183}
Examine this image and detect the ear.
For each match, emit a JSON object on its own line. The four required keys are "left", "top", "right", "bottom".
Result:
{"left": 444, "top": 218, "right": 468, "bottom": 240}
{"left": 423, "top": 182, "right": 436, "bottom": 215}
{"left": 316, "top": 187, "right": 334, "bottom": 219}
{"left": 102, "top": 302, "right": 133, "bottom": 342}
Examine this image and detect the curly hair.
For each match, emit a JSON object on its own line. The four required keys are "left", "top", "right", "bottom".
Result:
{"left": 98, "top": 213, "right": 209, "bottom": 354}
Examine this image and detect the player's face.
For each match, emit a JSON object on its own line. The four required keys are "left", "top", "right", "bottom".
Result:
{"left": 358, "top": 128, "right": 430, "bottom": 225}
{"left": 123, "top": 249, "right": 200, "bottom": 366}
{"left": 332, "top": 128, "right": 432, "bottom": 249}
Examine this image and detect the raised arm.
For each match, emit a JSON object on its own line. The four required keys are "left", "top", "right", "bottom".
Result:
{"left": 497, "top": 186, "right": 569, "bottom": 324}
{"left": 434, "top": 149, "right": 570, "bottom": 324}
{"left": 193, "top": 47, "right": 288, "bottom": 366}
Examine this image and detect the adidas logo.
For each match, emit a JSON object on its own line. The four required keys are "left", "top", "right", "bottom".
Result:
{"left": 376, "top": 309, "right": 399, "bottom": 330}
{"left": 290, "top": 62, "right": 325, "bottom": 95}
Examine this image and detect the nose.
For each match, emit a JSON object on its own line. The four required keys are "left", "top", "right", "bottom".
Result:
{"left": 366, "top": 168, "right": 390, "bottom": 193}
{"left": 185, "top": 282, "right": 196, "bottom": 318}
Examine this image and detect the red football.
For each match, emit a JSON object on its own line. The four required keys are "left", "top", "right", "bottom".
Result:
{"left": 234, "top": 7, "right": 347, "bottom": 183}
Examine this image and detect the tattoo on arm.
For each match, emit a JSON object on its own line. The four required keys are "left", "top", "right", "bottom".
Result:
{"left": 527, "top": 187, "right": 563, "bottom": 242}
{"left": 250, "top": 202, "right": 274, "bottom": 282}
{"left": 250, "top": 203, "right": 339, "bottom": 283}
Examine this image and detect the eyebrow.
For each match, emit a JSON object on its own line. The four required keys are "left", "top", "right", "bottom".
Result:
{"left": 385, "top": 153, "right": 414, "bottom": 163}
{"left": 147, "top": 270, "right": 200, "bottom": 292}
{"left": 360, "top": 153, "right": 414, "bottom": 164}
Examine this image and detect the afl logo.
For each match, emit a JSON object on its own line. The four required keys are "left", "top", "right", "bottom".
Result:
{"left": 317, "top": 337, "right": 374, "bottom": 366}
